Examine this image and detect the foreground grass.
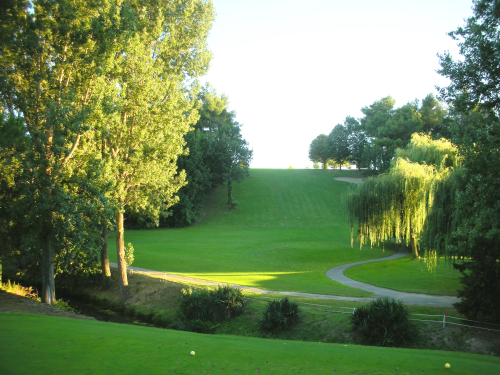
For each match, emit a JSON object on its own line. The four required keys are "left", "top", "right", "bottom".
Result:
{"left": 345, "top": 254, "right": 462, "bottom": 296}
{"left": 110, "top": 169, "right": 392, "bottom": 297}
{"left": 2, "top": 312, "right": 499, "bottom": 375}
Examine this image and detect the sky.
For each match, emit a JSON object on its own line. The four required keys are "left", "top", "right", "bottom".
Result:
{"left": 201, "top": 0, "right": 475, "bottom": 169}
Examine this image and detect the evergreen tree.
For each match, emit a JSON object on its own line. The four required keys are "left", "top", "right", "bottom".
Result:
{"left": 436, "top": 0, "right": 500, "bottom": 322}
{"left": 94, "top": 0, "right": 214, "bottom": 299}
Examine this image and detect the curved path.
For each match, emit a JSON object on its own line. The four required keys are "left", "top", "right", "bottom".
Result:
{"left": 111, "top": 255, "right": 459, "bottom": 307}
{"left": 325, "top": 252, "right": 460, "bottom": 307}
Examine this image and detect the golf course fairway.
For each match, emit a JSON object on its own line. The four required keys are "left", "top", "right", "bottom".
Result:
{"left": 109, "top": 169, "right": 395, "bottom": 297}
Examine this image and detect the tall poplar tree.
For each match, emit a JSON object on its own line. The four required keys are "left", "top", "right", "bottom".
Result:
{"left": 94, "top": 0, "right": 214, "bottom": 298}
{"left": 0, "top": 0, "right": 117, "bottom": 304}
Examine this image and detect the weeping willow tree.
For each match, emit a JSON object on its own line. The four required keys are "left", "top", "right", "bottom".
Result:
{"left": 346, "top": 133, "right": 461, "bottom": 260}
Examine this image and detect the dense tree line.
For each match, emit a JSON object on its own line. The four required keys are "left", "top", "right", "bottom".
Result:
{"left": 126, "top": 87, "right": 252, "bottom": 229}
{"left": 0, "top": 0, "right": 216, "bottom": 302}
{"left": 346, "top": 0, "right": 500, "bottom": 323}
{"left": 309, "top": 95, "right": 450, "bottom": 172}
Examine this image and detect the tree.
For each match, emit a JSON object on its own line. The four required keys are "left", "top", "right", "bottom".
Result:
{"left": 327, "top": 124, "right": 350, "bottom": 170}
{"left": 361, "top": 96, "right": 396, "bottom": 137}
{"left": 0, "top": 0, "right": 118, "bottom": 304}
{"left": 420, "top": 94, "right": 451, "bottom": 138}
{"left": 358, "top": 96, "right": 450, "bottom": 173}
{"left": 437, "top": 0, "right": 500, "bottom": 114}
{"left": 199, "top": 89, "right": 252, "bottom": 206}
{"left": 308, "top": 134, "right": 330, "bottom": 169}
{"left": 346, "top": 134, "right": 460, "bottom": 259}
{"left": 435, "top": 0, "right": 500, "bottom": 322}
{"left": 348, "top": 130, "right": 367, "bottom": 170}
{"left": 93, "top": 0, "right": 214, "bottom": 299}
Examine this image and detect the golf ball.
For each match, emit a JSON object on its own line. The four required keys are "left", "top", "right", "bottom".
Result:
{"left": 190, "top": 351, "right": 195, "bottom": 356}
{"left": 445, "top": 363, "right": 451, "bottom": 369}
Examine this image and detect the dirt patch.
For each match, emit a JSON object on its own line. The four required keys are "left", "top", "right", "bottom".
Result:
{"left": 333, "top": 177, "right": 363, "bottom": 184}
{"left": 0, "top": 289, "right": 94, "bottom": 320}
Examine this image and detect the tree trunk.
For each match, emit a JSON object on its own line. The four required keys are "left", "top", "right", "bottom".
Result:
{"left": 410, "top": 235, "right": 419, "bottom": 259}
{"left": 116, "top": 211, "right": 129, "bottom": 299}
{"left": 101, "top": 223, "right": 111, "bottom": 287}
{"left": 41, "top": 226, "right": 56, "bottom": 305}
{"left": 409, "top": 220, "right": 419, "bottom": 259}
{"left": 227, "top": 180, "right": 233, "bottom": 205}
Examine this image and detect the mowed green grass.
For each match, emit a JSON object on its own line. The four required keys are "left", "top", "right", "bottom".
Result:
{"left": 2, "top": 313, "right": 499, "bottom": 375}
{"left": 110, "top": 169, "right": 391, "bottom": 297}
{"left": 345, "top": 254, "right": 462, "bottom": 296}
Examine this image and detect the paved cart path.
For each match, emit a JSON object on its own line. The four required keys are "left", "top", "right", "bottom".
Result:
{"left": 111, "top": 252, "right": 459, "bottom": 307}
{"left": 324, "top": 252, "right": 460, "bottom": 307}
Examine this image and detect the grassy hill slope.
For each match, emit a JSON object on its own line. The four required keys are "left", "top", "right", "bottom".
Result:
{"left": 110, "top": 169, "right": 391, "bottom": 296}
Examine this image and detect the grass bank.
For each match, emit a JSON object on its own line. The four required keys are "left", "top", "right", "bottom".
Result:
{"left": 345, "top": 254, "right": 462, "bottom": 295}
{"left": 1, "top": 312, "right": 499, "bottom": 375}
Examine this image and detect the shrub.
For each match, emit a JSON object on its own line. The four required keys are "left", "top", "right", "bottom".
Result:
{"left": 180, "top": 285, "right": 246, "bottom": 323}
{"left": 259, "top": 297, "right": 300, "bottom": 335}
{"left": 53, "top": 299, "right": 77, "bottom": 313}
{"left": 350, "top": 297, "right": 416, "bottom": 347}
{"left": 1, "top": 280, "right": 39, "bottom": 301}
{"left": 152, "top": 311, "right": 172, "bottom": 328}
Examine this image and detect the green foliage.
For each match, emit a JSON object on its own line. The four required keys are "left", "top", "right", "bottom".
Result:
{"left": 437, "top": 0, "right": 500, "bottom": 113}
{"left": 158, "top": 87, "right": 252, "bottom": 226}
{"left": 351, "top": 298, "right": 415, "bottom": 347}
{"left": 436, "top": 0, "right": 500, "bottom": 323}
{"left": 180, "top": 285, "right": 246, "bottom": 325}
{"left": 309, "top": 134, "right": 331, "bottom": 169}
{"left": 346, "top": 134, "right": 461, "bottom": 259}
{"left": 448, "top": 114, "right": 500, "bottom": 323}
{"left": 259, "top": 297, "right": 300, "bottom": 336}
{"left": 309, "top": 94, "right": 450, "bottom": 175}
{"left": 124, "top": 243, "right": 134, "bottom": 267}
{"left": 0, "top": 0, "right": 120, "bottom": 304}
{"left": 53, "top": 299, "right": 77, "bottom": 314}
{"left": 327, "top": 124, "right": 350, "bottom": 169}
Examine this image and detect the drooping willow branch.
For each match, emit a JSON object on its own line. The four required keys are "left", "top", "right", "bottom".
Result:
{"left": 345, "top": 133, "right": 462, "bottom": 261}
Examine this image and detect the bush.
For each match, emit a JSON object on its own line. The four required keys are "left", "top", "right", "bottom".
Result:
{"left": 259, "top": 297, "right": 300, "bottom": 336}
{"left": 53, "top": 299, "right": 77, "bottom": 313}
{"left": 152, "top": 311, "right": 172, "bottom": 328}
{"left": 180, "top": 285, "right": 246, "bottom": 324}
{"left": 350, "top": 297, "right": 415, "bottom": 347}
